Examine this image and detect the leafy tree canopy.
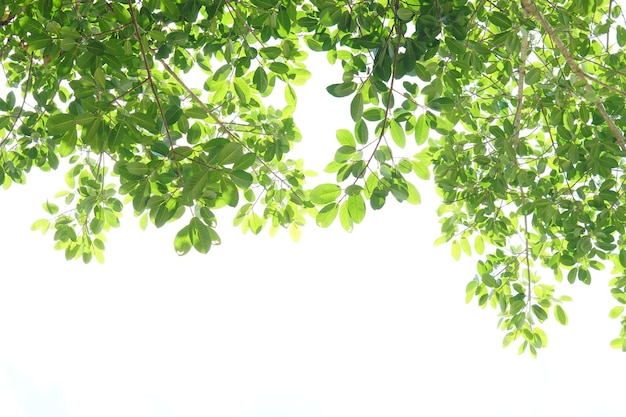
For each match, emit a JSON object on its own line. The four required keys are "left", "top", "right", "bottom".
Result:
{"left": 2, "top": 0, "right": 626, "bottom": 355}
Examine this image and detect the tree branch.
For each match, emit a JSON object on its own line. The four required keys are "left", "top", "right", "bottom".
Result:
{"left": 520, "top": 0, "right": 626, "bottom": 150}
{"left": 126, "top": 0, "right": 183, "bottom": 185}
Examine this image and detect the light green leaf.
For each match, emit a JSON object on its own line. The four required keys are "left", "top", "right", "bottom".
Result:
{"left": 451, "top": 240, "right": 461, "bottom": 260}
{"left": 474, "top": 235, "right": 485, "bottom": 255}
{"left": 389, "top": 119, "right": 406, "bottom": 148}
{"left": 347, "top": 194, "right": 366, "bottom": 223}
{"left": 31, "top": 219, "right": 50, "bottom": 234}
{"left": 609, "top": 306, "right": 624, "bottom": 319}
{"left": 336, "top": 129, "right": 356, "bottom": 147}
{"left": 316, "top": 203, "right": 339, "bottom": 227}
{"left": 310, "top": 184, "right": 341, "bottom": 205}
{"left": 414, "top": 114, "right": 429, "bottom": 145}
{"left": 554, "top": 305, "right": 568, "bottom": 325}
{"left": 284, "top": 84, "right": 297, "bottom": 107}
{"left": 289, "top": 223, "right": 301, "bottom": 242}
{"left": 339, "top": 201, "right": 353, "bottom": 232}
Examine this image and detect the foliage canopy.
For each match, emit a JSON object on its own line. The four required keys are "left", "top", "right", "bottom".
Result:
{"left": 3, "top": 0, "right": 626, "bottom": 354}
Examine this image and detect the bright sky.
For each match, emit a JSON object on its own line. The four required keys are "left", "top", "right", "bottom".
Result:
{"left": 2, "top": 27, "right": 626, "bottom": 417}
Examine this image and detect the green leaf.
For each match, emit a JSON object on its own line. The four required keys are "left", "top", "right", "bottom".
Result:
{"left": 451, "top": 240, "right": 461, "bottom": 260}
{"left": 47, "top": 114, "right": 76, "bottom": 136}
{"left": 310, "top": 184, "right": 341, "bottom": 205}
{"left": 284, "top": 84, "right": 297, "bottom": 107}
{"left": 289, "top": 223, "right": 301, "bottom": 242}
{"left": 268, "top": 62, "right": 289, "bottom": 74}
{"left": 339, "top": 200, "right": 353, "bottom": 232}
{"left": 110, "top": 2, "right": 132, "bottom": 23}
{"left": 445, "top": 37, "right": 465, "bottom": 54}
{"left": 316, "top": 203, "right": 339, "bottom": 227}
{"left": 253, "top": 67, "right": 269, "bottom": 93}
{"left": 525, "top": 67, "right": 542, "bottom": 85}
{"left": 363, "top": 107, "right": 384, "bottom": 121}
{"left": 489, "top": 11, "right": 512, "bottom": 29}
{"left": 190, "top": 217, "right": 211, "bottom": 254}
{"left": 235, "top": 78, "right": 252, "bottom": 105}
{"left": 250, "top": 0, "right": 279, "bottom": 9}
{"left": 389, "top": 119, "right": 406, "bottom": 148}
{"left": 232, "top": 153, "right": 257, "bottom": 171}
{"left": 532, "top": 304, "right": 548, "bottom": 321}
{"left": 610, "top": 338, "right": 625, "bottom": 350}
{"left": 184, "top": 170, "right": 210, "bottom": 200}
{"left": 43, "top": 201, "right": 59, "bottom": 215}
{"left": 347, "top": 194, "right": 366, "bottom": 223}
{"left": 355, "top": 119, "right": 368, "bottom": 144}
{"left": 617, "top": 26, "right": 626, "bottom": 47}
{"left": 161, "top": 0, "right": 180, "bottom": 19}
{"left": 482, "top": 274, "right": 499, "bottom": 288}
{"left": 414, "top": 114, "right": 429, "bottom": 145}
{"left": 396, "top": 8, "right": 414, "bottom": 21}
{"left": 126, "top": 162, "right": 151, "bottom": 176}
{"left": 350, "top": 93, "right": 364, "bottom": 122}
{"left": 609, "top": 305, "right": 624, "bottom": 319}
{"left": 217, "top": 142, "right": 243, "bottom": 165}
{"left": 534, "top": 328, "right": 548, "bottom": 348}
{"left": 230, "top": 170, "right": 253, "bottom": 188}
{"left": 326, "top": 82, "right": 356, "bottom": 97}
{"left": 31, "top": 219, "right": 50, "bottom": 234}
{"left": 86, "top": 40, "right": 106, "bottom": 56}
{"left": 260, "top": 46, "right": 282, "bottom": 59}
{"left": 474, "top": 235, "right": 485, "bottom": 255}
{"left": 336, "top": 129, "right": 355, "bottom": 147}
{"left": 406, "top": 182, "right": 421, "bottom": 204}
{"left": 554, "top": 305, "right": 568, "bottom": 325}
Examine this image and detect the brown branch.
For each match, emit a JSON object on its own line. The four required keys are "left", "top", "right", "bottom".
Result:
{"left": 353, "top": 0, "right": 404, "bottom": 183}
{"left": 126, "top": 0, "right": 183, "bottom": 185}
{"left": 521, "top": 0, "right": 626, "bottom": 150}
{"left": 512, "top": 29, "right": 529, "bottom": 148}
{"left": 509, "top": 17, "right": 533, "bottom": 313}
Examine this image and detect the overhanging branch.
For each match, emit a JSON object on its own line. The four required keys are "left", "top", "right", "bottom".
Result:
{"left": 520, "top": 0, "right": 626, "bottom": 150}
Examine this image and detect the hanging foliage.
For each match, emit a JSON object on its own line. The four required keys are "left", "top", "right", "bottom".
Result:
{"left": 2, "top": 0, "right": 626, "bottom": 354}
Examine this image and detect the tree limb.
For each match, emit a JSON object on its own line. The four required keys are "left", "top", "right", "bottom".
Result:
{"left": 520, "top": 0, "right": 626, "bottom": 150}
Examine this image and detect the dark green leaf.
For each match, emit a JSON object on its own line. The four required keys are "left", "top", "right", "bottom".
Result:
{"left": 326, "top": 82, "right": 356, "bottom": 97}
